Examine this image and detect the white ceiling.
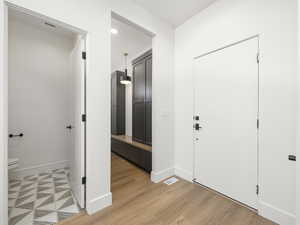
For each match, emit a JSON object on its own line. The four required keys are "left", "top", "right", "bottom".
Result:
{"left": 134, "top": 0, "right": 217, "bottom": 27}
{"left": 111, "top": 18, "right": 152, "bottom": 72}
{"left": 8, "top": 8, "right": 77, "bottom": 39}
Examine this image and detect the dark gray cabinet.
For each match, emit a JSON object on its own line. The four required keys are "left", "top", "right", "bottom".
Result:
{"left": 132, "top": 50, "right": 152, "bottom": 145}
{"left": 111, "top": 138, "right": 152, "bottom": 173}
{"left": 133, "top": 61, "right": 146, "bottom": 102}
{"left": 111, "top": 71, "right": 125, "bottom": 135}
{"left": 145, "top": 102, "right": 152, "bottom": 144}
{"left": 133, "top": 102, "right": 146, "bottom": 141}
{"left": 145, "top": 57, "right": 152, "bottom": 102}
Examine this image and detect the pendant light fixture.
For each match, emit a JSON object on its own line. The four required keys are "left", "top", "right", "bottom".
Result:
{"left": 120, "top": 53, "right": 132, "bottom": 85}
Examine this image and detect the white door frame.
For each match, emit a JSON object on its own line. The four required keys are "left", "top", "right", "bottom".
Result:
{"left": 0, "top": 2, "right": 9, "bottom": 225}
{"left": 192, "top": 35, "right": 260, "bottom": 209}
{"left": 83, "top": 37, "right": 87, "bottom": 209}
{"left": 297, "top": 0, "right": 300, "bottom": 222}
{"left": 0, "top": 2, "right": 88, "bottom": 224}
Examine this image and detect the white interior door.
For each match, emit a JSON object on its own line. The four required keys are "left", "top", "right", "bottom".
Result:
{"left": 70, "top": 36, "right": 86, "bottom": 208}
{"left": 193, "top": 37, "right": 259, "bottom": 209}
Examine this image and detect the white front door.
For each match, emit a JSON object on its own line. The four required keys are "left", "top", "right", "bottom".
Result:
{"left": 70, "top": 36, "right": 86, "bottom": 208}
{"left": 193, "top": 37, "right": 259, "bottom": 209}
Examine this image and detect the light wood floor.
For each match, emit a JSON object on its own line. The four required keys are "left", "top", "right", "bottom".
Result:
{"left": 58, "top": 154, "right": 277, "bottom": 225}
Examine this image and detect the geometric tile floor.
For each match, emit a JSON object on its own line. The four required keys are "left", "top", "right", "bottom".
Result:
{"left": 8, "top": 168, "right": 81, "bottom": 225}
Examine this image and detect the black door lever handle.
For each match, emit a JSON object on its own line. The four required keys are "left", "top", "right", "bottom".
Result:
{"left": 194, "top": 123, "right": 202, "bottom": 131}
{"left": 9, "top": 133, "right": 23, "bottom": 138}
{"left": 66, "top": 125, "right": 73, "bottom": 130}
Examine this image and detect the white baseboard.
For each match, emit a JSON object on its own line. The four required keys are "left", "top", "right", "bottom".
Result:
{"left": 86, "top": 192, "right": 112, "bottom": 215}
{"left": 258, "top": 201, "right": 296, "bottom": 225}
{"left": 174, "top": 167, "right": 193, "bottom": 182}
{"left": 9, "top": 160, "right": 69, "bottom": 179}
{"left": 151, "top": 167, "right": 175, "bottom": 183}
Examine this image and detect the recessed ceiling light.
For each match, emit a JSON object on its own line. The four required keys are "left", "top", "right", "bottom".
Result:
{"left": 111, "top": 28, "right": 118, "bottom": 34}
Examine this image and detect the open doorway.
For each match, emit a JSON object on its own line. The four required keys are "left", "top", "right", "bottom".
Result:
{"left": 7, "top": 7, "right": 86, "bottom": 224}
{"left": 110, "top": 14, "right": 153, "bottom": 199}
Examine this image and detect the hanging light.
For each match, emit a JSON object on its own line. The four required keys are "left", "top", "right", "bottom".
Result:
{"left": 120, "top": 53, "right": 131, "bottom": 85}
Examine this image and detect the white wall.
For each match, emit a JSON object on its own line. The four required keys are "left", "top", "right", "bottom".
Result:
{"left": 8, "top": 15, "right": 74, "bottom": 175}
{"left": 174, "top": 0, "right": 297, "bottom": 224}
{"left": 0, "top": 0, "right": 174, "bottom": 219}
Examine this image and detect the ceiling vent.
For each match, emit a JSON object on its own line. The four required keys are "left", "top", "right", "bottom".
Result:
{"left": 44, "top": 22, "right": 56, "bottom": 28}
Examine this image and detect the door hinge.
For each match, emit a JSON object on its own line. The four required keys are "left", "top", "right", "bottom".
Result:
{"left": 257, "top": 119, "right": 259, "bottom": 129}
{"left": 256, "top": 52, "right": 260, "bottom": 64}
{"left": 82, "top": 114, "right": 86, "bottom": 122}
{"left": 82, "top": 51, "right": 86, "bottom": 60}
{"left": 82, "top": 177, "right": 86, "bottom": 185}
{"left": 256, "top": 185, "right": 259, "bottom": 195}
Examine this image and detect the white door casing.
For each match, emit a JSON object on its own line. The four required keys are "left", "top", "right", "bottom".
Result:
{"left": 193, "top": 37, "right": 259, "bottom": 209}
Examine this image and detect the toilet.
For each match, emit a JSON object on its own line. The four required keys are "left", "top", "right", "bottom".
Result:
{"left": 8, "top": 158, "right": 19, "bottom": 171}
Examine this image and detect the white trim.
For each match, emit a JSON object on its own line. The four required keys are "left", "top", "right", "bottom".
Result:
{"left": 194, "top": 35, "right": 259, "bottom": 60}
{"left": 9, "top": 160, "right": 70, "bottom": 179}
{"left": 174, "top": 167, "right": 193, "bottom": 182}
{"left": 297, "top": 0, "right": 300, "bottom": 222}
{"left": 258, "top": 201, "right": 296, "bottom": 225}
{"left": 0, "top": 2, "right": 8, "bottom": 225}
{"left": 151, "top": 168, "right": 174, "bottom": 183}
{"left": 86, "top": 192, "right": 112, "bottom": 215}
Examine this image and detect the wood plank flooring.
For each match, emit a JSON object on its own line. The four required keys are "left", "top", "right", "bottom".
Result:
{"left": 57, "top": 154, "right": 277, "bottom": 225}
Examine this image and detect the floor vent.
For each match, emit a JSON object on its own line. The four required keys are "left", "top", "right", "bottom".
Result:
{"left": 164, "top": 177, "right": 178, "bottom": 185}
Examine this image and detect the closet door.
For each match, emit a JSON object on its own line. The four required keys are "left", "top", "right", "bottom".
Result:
{"left": 145, "top": 57, "right": 152, "bottom": 145}
{"left": 111, "top": 71, "right": 125, "bottom": 135}
{"left": 116, "top": 71, "right": 126, "bottom": 134}
{"left": 133, "top": 61, "right": 146, "bottom": 102}
{"left": 133, "top": 103, "right": 146, "bottom": 142}
{"left": 145, "top": 103, "right": 152, "bottom": 145}
{"left": 111, "top": 73, "right": 117, "bottom": 134}
{"left": 133, "top": 60, "right": 146, "bottom": 142}
{"left": 132, "top": 50, "right": 152, "bottom": 145}
{"left": 145, "top": 57, "right": 152, "bottom": 102}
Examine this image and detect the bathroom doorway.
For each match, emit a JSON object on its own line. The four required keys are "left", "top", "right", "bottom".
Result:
{"left": 7, "top": 6, "right": 87, "bottom": 225}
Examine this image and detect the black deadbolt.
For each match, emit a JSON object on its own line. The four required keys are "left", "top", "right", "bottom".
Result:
{"left": 288, "top": 155, "right": 296, "bottom": 161}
